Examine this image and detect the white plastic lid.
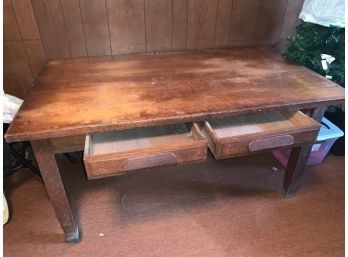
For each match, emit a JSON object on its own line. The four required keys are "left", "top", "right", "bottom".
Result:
{"left": 317, "top": 117, "right": 344, "bottom": 141}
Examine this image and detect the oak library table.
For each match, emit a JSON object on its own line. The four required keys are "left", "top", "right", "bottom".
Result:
{"left": 5, "top": 47, "right": 344, "bottom": 243}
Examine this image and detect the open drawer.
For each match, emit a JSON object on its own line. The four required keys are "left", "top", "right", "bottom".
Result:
{"left": 84, "top": 123, "right": 207, "bottom": 179}
{"left": 199, "top": 111, "right": 320, "bottom": 160}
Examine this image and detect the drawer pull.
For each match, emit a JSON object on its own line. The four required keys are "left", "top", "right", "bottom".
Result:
{"left": 249, "top": 135, "right": 294, "bottom": 152}
{"left": 122, "top": 153, "right": 177, "bottom": 171}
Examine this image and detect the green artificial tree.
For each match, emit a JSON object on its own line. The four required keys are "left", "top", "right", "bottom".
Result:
{"left": 284, "top": 22, "right": 345, "bottom": 89}
{"left": 284, "top": 21, "right": 345, "bottom": 155}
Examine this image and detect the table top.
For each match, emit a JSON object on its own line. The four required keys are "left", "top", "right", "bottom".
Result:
{"left": 5, "top": 47, "right": 344, "bottom": 142}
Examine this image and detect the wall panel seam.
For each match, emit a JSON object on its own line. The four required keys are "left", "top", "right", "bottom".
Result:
{"left": 59, "top": 0, "right": 72, "bottom": 57}
{"left": 144, "top": 0, "right": 147, "bottom": 51}
{"left": 104, "top": 0, "right": 113, "bottom": 55}
{"left": 78, "top": 0, "right": 89, "bottom": 56}
{"left": 213, "top": 0, "right": 220, "bottom": 48}
{"left": 172, "top": 0, "right": 174, "bottom": 50}
{"left": 186, "top": 0, "right": 189, "bottom": 49}
{"left": 227, "top": 0, "right": 234, "bottom": 45}
{"left": 279, "top": 0, "right": 290, "bottom": 40}
{"left": 11, "top": 0, "right": 34, "bottom": 78}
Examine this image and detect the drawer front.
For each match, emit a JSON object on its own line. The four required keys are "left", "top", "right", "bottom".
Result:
{"left": 84, "top": 123, "right": 207, "bottom": 179}
{"left": 123, "top": 153, "right": 177, "bottom": 171}
{"left": 217, "top": 129, "right": 318, "bottom": 159}
{"left": 200, "top": 111, "right": 320, "bottom": 160}
{"left": 84, "top": 143, "right": 206, "bottom": 179}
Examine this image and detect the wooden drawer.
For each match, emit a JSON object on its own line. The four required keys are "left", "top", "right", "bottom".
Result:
{"left": 199, "top": 111, "right": 320, "bottom": 160}
{"left": 84, "top": 123, "right": 207, "bottom": 179}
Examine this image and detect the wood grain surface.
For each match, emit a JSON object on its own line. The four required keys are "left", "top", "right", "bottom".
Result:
{"left": 187, "top": 0, "right": 219, "bottom": 49}
{"left": 4, "top": 0, "right": 21, "bottom": 40}
{"left": 5, "top": 47, "right": 344, "bottom": 142}
{"left": 280, "top": 0, "right": 304, "bottom": 39}
{"left": 80, "top": 0, "right": 111, "bottom": 56}
{"left": 5, "top": 0, "right": 304, "bottom": 98}
{"left": 215, "top": 0, "right": 233, "bottom": 48}
{"left": 145, "top": 0, "right": 173, "bottom": 52}
{"left": 23, "top": 40, "right": 46, "bottom": 77}
{"left": 106, "top": 0, "right": 146, "bottom": 55}
{"left": 228, "top": 0, "right": 287, "bottom": 47}
{"left": 60, "top": 0, "right": 88, "bottom": 57}
{"left": 11, "top": 0, "right": 40, "bottom": 40}
{"left": 31, "top": 0, "right": 71, "bottom": 59}
{"left": 4, "top": 40, "right": 34, "bottom": 97}
{"left": 30, "top": 139, "right": 80, "bottom": 242}
{"left": 283, "top": 107, "right": 326, "bottom": 196}
{"left": 173, "top": 0, "right": 188, "bottom": 50}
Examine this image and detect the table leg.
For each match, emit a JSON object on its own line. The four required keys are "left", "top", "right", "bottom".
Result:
{"left": 282, "top": 107, "right": 326, "bottom": 197}
{"left": 30, "top": 139, "right": 80, "bottom": 242}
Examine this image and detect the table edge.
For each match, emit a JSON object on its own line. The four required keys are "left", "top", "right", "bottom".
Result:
{"left": 5, "top": 98, "right": 344, "bottom": 143}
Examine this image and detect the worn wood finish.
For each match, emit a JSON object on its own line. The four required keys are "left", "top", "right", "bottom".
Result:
{"left": 107, "top": 0, "right": 145, "bottom": 55}
{"left": 80, "top": 0, "right": 111, "bottom": 56}
{"left": 283, "top": 107, "right": 325, "bottom": 197}
{"left": 248, "top": 135, "right": 294, "bottom": 152}
{"left": 30, "top": 139, "right": 79, "bottom": 242}
{"left": 5, "top": 48, "right": 344, "bottom": 143}
{"left": 145, "top": 0, "right": 173, "bottom": 52}
{"left": 84, "top": 123, "right": 207, "bottom": 179}
{"left": 6, "top": 0, "right": 305, "bottom": 98}
{"left": 200, "top": 111, "right": 320, "bottom": 159}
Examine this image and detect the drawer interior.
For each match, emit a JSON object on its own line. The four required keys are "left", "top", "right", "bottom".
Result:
{"left": 205, "top": 111, "right": 317, "bottom": 139}
{"left": 88, "top": 123, "right": 201, "bottom": 156}
{"left": 84, "top": 123, "right": 207, "bottom": 179}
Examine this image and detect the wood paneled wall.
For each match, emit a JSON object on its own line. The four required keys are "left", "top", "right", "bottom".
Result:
{"left": 4, "top": 0, "right": 304, "bottom": 98}
{"left": 4, "top": 0, "right": 45, "bottom": 98}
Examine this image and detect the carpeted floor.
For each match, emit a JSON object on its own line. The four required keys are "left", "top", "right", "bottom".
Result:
{"left": 3, "top": 152, "right": 344, "bottom": 257}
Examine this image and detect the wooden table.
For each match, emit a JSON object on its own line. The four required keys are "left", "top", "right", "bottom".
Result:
{"left": 5, "top": 47, "right": 344, "bottom": 242}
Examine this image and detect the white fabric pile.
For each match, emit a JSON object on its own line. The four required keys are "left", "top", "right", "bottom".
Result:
{"left": 299, "top": 0, "right": 345, "bottom": 28}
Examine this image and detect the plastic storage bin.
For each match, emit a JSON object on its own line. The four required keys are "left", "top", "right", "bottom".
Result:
{"left": 272, "top": 117, "right": 344, "bottom": 166}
